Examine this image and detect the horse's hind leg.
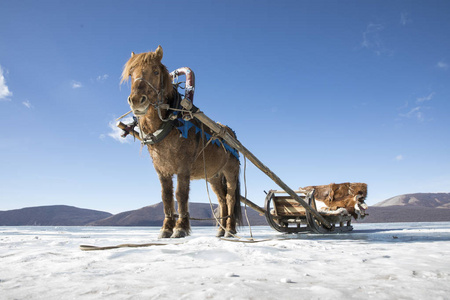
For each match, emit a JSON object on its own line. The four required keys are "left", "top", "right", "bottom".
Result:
{"left": 158, "top": 174, "right": 176, "bottom": 239}
{"left": 209, "top": 175, "right": 228, "bottom": 237}
{"left": 172, "top": 172, "right": 191, "bottom": 238}
{"left": 223, "top": 164, "right": 240, "bottom": 238}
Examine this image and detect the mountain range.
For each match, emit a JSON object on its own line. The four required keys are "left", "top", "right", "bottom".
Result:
{"left": 0, "top": 205, "right": 111, "bottom": 226}
{"left": 373, "top": 193, "right": 450, "bottom": 208}
{"left": 1, "top": 193, "right": 449, "bottom": 226}
{"left": 356, "top": 193, "right": 450, "bottom": 223}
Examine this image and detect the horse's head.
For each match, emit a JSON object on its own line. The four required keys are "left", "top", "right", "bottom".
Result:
{"left": 121, "top": 45, "right": 173, "bottom": 117}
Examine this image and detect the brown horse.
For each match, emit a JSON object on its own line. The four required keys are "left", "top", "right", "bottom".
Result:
{"left": 121, "top": 46, "right": 241, "bottom": 238}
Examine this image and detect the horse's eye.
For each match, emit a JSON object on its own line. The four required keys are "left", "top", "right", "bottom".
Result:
{"left": 154, "top": 71, "right": 159, "bottom": 75}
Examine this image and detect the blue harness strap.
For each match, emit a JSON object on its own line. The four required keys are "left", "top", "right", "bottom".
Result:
{"left": 175, "top": 118, "right": 239, "bottom": 160}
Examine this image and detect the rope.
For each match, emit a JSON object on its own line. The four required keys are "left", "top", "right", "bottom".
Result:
{"left": 199, "top": 124, "right": 262, "bottom": 242}
{"left": 194, "top": 132, "right": 228, "bottom": 162}
{"left": 80, "top": 236, "right": 295, "bottom": 251}
{"left": 116, "top": 110, "right": 133, "bottom": 121}
{"left": 194, "top": 134, "right": 214, "bottom": 161}
{"left": 201, "top": 124, "right": 242, "bottom": 239}
{"left": 189, "top": 216, "right": 229, "bottom": 221}
{"left": 80, "top": 242, "right": 185, "bottom": 251}
{"left": 167, "top": 213, "right": 230, "bottom": 222}
{"left": 219, "top": 238, "right": 273, "bottom": 243}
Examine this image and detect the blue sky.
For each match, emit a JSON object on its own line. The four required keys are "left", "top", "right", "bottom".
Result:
{"left": 1, "top": 1, "right": 449, "bottom": 213}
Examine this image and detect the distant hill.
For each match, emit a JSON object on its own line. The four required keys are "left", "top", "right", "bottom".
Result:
{"left": 89, "top": 202, "right": 267, "bottom": 226}
{"left": 358, "top": 193, "right": 450, "bottom": 223}
{"left": 373, "top": 193, "right": 450, "bottom": 209}
{"left": 89, "top": 202, "right": 170, "bottom": 226}
{"left": 0, "top": 205, "right": 112, "bottom": 226}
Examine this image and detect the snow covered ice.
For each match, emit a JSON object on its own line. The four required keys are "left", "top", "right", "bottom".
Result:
{"left": 1, "top": 223, "right": 450, "bottom": 299}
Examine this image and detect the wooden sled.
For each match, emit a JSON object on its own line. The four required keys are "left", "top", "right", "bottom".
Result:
{"left": 264, "top": 189, "right": 354, "bottom": 234}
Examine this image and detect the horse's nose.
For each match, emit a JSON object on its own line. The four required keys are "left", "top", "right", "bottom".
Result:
{"left": 128, "top": 94, "right": 149, "bottom": 116}
{"left": 128, "top": 94, "right": 148, "bottom": 106}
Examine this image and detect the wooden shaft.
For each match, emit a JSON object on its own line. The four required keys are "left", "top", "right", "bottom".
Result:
{"left": 116, "top": 121, "right": 142, "bottom": 141}
{"left": 182, "top": 103, "right": 332, "bottom": 229}
{"left": 240, "top": 196, "right": 266, "bottom": 215}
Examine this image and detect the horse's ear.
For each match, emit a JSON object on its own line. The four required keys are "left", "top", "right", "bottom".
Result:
{"left": 131, "top": 52, "right": 135, "bottom": 57}
{"left": 155, "top": 45, "right": 163, "bottom": 61}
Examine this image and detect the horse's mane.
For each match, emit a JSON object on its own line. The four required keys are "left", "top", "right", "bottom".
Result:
{"left": 121, "top": 52, "right": 173, "bottom": 97}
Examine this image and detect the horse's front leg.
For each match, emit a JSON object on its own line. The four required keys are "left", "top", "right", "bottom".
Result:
{"left": 172, "top": 172, "right": 191, "bottom": 238}
{"left": 158, "top": 174, "right": 176, "bottom": 239}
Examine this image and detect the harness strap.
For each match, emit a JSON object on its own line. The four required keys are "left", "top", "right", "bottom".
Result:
{"left": 139, "top": 87, "right": 182, "bottom": 145}
{"left": 141, "top": 120, "right": 174, "bottom": 145}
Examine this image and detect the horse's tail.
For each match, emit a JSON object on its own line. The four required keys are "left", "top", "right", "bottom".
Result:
{"left": 234, "top": 171, "right": 243, "bottom": 226}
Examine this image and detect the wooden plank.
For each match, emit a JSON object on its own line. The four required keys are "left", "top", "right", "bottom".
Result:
{"left": 273, "top": 195, "right": 306, "bottom": 201}
{"left": 271, "top": 189, "right": 307, "bottom": 194}
{"left": 274, "top": 198, "right": 306, "bottom": 216}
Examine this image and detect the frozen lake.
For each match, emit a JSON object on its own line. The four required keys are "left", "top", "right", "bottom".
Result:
{"left": 1, "top": 223, "right": 450, "bottom": 299}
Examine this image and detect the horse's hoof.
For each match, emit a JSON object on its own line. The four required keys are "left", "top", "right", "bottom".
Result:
{"left": 216, "top": 229, "right": 225, "bottom": 237}
{"left": 224, "top": 230, "right": 237, "bottom": 238}
{"left": 159, "top": 230, "right": 173, "bottom": 239}
{"left": 171, "top": 229, "right": 187, "bottom": 238}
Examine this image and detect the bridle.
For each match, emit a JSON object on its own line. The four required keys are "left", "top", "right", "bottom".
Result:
{"left": 125, "top": 66, "right": 195, "bottom": 144}
{"left": 133, "top": 73, "right": 165, "bottom": 107}
{"left": 129, "top": 71, "right": 179, "bottom": 144}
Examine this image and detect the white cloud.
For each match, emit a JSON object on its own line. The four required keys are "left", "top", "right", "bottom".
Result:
{"left": 437, "top": 61, "right": 448, "bottom": 70}
{"left": 395, "top": 155, "right": 404, "bottom": 161}
{"left": 399, "top": 93, "right": 435, "bottom": 122}
{"left": 416, "top": 92, "right": 434, "bottom": 103}
{"left": 22, "top": 100, "right": 32, "bottom": 108}
{"left": 72, "top": 81, "right": 82, "bottom": 89}
{"left": 400, "top": 106, "right": 424, "bottom": 122}
{"left": 0, "top": 65, "right": 13, "bottom": 101}
{"left": 400, "top": 12, "right": 412, "bottom": 26}
{"left": 106, "top": 116, "right": 137, "bottom": 144}
{"left": 96, "top": 74, "right": 109, "bottom": 82}
{"left": 361, "top": 23, "right": 384, "bottom": 48}
{"left": 361, "top": 23, "right": 391, "bottom": 56}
